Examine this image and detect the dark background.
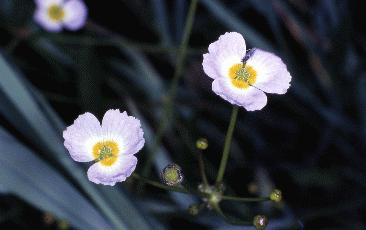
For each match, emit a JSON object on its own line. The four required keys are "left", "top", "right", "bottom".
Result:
{"left": 1, "top": 0, "right": 366, "bottom": 229}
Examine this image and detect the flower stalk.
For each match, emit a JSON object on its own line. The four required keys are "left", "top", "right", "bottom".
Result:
{"left": 212, "top": 203, "right": 253, "bottom": 226}
{"left": 139, "top": 0, "right": 199, "bottom": 189}
{"left": 216, "top": 105, "right": 239, "bottom": 184}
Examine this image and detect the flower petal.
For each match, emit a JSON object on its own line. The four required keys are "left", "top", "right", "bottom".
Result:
{"left": 63, "top": 112, "right": 102, "bottom": 162}
{"left": 35, "top": 0, "right": 64, "bottom": 8}
{"left": 63, "top": 0, "right": 88, "bottom": 31}
{"left": 246, "top": 48, "right": 291, "bottom": 94}
{"left": 101, "top": 109, "right": 144, "bottom": 156}
{"left": 34, "top": 7, "right": 63, "bottom": 32}
{"left": 87, "top": 155, "right": 137, "bottom": 186}
{"left": 203, "top": 32, "right": 246, "bottom": 79}
{"left": 212, "top": 77, "right": 267, "bottom": 111}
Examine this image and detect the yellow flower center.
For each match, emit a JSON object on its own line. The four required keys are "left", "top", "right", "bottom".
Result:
{"left": 92, "top": 141, "right": 119, "bottom": 166}
{"left": 48, "top": 4, "right": 65, "bottom": 21}
{"left": 229, "top": 63, "right": 257, "bottom": 89}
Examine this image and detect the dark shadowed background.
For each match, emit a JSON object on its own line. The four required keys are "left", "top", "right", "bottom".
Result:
{"left": 1, "top": 0, "right": 366, "bottom": 229}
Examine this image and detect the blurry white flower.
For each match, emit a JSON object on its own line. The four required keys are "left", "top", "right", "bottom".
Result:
{"left": 34, "top": 0, "right": 88, "bottom": 32}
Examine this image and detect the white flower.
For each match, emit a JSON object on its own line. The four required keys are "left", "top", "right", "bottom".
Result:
{"left": 203, "top": 32, "right": 291, "bottom": 111}
{"left": 34, "top": 0, "right": 88, "bottom": 32}
{"left": 63, "top": 109, "right": 145, "bottom": 186}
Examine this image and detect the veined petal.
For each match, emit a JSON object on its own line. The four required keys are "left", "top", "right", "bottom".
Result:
{"left": 63, "top": 0, "right": 88, "bottom": 31}
{"left": 63, "top": 112, "right": 102, "bottom": 162}
{"left": 101, "top": 109, "right": 144, "bottom": 156}
{"left": 87, "top": 155, "right": 137, "bottom": 186}
{"left": 246, "top": 48, "right": 291, "bottom": 94}
{"left": 203, "top": 32, "right": 246, "bottom": 79}
{"left": 212, "top": 77, "right": 267, "bottom": 111}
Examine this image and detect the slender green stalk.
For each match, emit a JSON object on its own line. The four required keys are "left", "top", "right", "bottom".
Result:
{"left": 132, "top": 172, "right": 271, "bottom": 202}
{"left": 198, "top": 151, "right": 209, "bottom": 186}
{"left": 140, "top": 0, "right": 199, "bottom": 184}
{"left": 131, "top": 173, "right": 189, "bottom": 194}
{"left": 221, "top": 195, "right": 270, "bottom": 202}
{"left": 213, "top": 204, "right": 252, "bottom": 226}
{"left": 216, "top": 105, "right": 239, "bottom": 184}
{"left": 132, "top": 172, "right": 210, "bottom": 198}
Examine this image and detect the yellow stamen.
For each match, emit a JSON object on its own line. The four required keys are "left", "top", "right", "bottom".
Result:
{"left": 229, "top": 63, "right": 257, "bottom": 89}
{"left": 92, "top": 141, "right": 119, "bottom": 166}
{"left": 48, "top": 4, "right": 65, "bottom": 21}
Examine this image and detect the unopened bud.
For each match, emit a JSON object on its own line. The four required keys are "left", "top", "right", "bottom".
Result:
{"left": 253, "top": 215, "right": 268, "bottom": 230}
{"left": 161, "top": 163, "right": 184, "bottom": 186}
{"left": 188, "top": 204, "right": 199, "bottom": 215}
{"left": 270, "top": 189, "right": 282, "bottom": 202}
{"left": 196, "top": 138, "right": 208, "bottom": 150}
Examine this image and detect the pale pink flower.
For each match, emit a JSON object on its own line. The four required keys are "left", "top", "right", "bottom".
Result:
{"left": 34, "top": 0, "right": 88, "bottom": 32}
{"left": 63, "top": 109, "right": 144, "bottom": 186}
{"left": 203, "top": 32, "right": 291, "bottom": 111}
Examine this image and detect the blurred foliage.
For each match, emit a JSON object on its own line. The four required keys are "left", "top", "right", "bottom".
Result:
{"left": 1, "top": 0, "right": 366, "bottom": 229}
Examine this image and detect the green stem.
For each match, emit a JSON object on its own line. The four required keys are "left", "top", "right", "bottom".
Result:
{"left": 131, "top": 173, "right": 190, "bottom": 194}
{"left": 132, "top": 173, "right": 210, "bottom": 198}
{"left": 216, "top": 105, "right": 239, "bottom": 184}
{"left": 212, "top": 204, "right": 252, "bottom": 226}
{"left": 221, "top": 196, "right": 270, "bottom": 202}
{"left": 139, "top": 0, "right": 199, "bottom": 185}
{"left": 198, "top": 151, "right": 209, "bottom": 186}
{"left": 132, "top": 173, "right": 270, "bottom": 202}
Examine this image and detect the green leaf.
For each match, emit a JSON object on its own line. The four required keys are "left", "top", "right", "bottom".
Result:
{"left": 0, "top": 126, "right": 115, "bottom": 230}
{"left": 0, "top": 53, "right": 153, "bottom": 230}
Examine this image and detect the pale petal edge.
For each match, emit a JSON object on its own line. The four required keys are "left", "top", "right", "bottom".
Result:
{"left": 247, "top": 48, "right": 291, "bottom": 94}
{"left": 203, "top": 32, "right": 246, "bottom": 80}
{"left": 212, "top": 78, "right": 267, "bottom": 111}
{"left": 87, "top": 155, "right": 137, "bottom": 186}
{"left": 63, "top": 112, "right": 101, "bottom": 162}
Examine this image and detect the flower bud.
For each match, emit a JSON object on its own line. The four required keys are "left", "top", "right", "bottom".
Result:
{"left": 196, "top": 138, "right": 208, "bottom": 150}
{"left": 253, "top": 215, "right": 268, "bottom": 230}
{"left": 161, "top": 163, "right": 184, "bottom": 186}
{"left": 188, "top": 204, "right": 199, "bottom": 215}
{"left": 270, "top": 189, "right": 282, "bottom": 202}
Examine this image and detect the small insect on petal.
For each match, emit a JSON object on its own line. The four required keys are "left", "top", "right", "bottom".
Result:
{"left": 202, "top": 32, "right": 292, "bottom": 111}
